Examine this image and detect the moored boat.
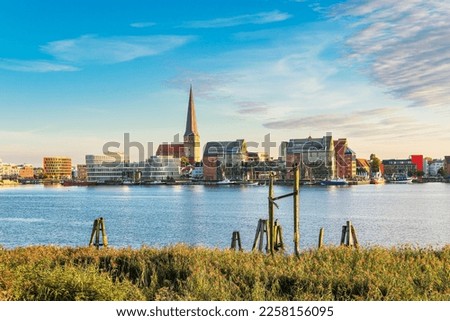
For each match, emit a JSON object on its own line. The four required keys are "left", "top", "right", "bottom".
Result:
{"left": 320, "top": 178, "right": 348, "bottom": 186}
{"left": 386, "top": 174, "right": 413, "bottom": 184}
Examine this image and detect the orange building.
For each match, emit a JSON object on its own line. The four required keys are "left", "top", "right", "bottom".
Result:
{"left": 19, "top": 165, "right": 34, "bottom": 179}
{"left": 43, "top": 157, "right": 72, "bottom": 180}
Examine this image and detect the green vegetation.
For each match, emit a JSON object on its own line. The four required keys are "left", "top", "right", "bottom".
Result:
{"left": 0, "top": 245, "right": 449, "bottom": 301}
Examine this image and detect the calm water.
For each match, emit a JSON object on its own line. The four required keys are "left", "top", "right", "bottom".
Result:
{"left": 0, "top": 183, "right": 449, "bottom": 250}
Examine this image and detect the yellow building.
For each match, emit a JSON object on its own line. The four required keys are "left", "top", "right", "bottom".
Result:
{"left": 43, "top": 157, "right": 72, "bottom": 180}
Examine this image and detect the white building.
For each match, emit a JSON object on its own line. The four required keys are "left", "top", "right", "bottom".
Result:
{"left": 141, "top": 156, "right": 181, "bottom": 182}
{"left": 191, "top": 166, "right": 203, "bottom": 180}
{"left": 1, "top": 163, "right": 19, "bottom": 179}
{"left": 86, "top": 154, "right": 124, "bottom": 183}
{"left": 428, "top": 160, "right": 444, "bottom": 176}
{"left": 86, "top": 154, "right": 181, "bottom": 183}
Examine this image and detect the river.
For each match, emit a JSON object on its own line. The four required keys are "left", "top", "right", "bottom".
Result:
{"left": 0, "top": 183, "right": 449, "bottom": 250}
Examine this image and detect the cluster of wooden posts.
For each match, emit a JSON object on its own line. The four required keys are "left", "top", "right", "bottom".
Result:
{"left": 89, "top": 217, "right": 108, "bottom": 249}
{"left": 230, "top": 166, "right": 360, "bottom": 254}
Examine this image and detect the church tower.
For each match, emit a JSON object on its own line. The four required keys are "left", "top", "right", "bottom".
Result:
{"left": 184, "top": 85, "right": 201, "bottom": 164}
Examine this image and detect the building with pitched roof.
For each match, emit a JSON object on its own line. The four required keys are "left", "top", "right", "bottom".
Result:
{"left": 286, "top": 135, "right": 335, "bottom": 180}
{"left": 203, "top": 139, "right": 248, "bottom": 181}
{"left": 334, "top": 138, "right": 356, "bottom": 179}
{"left": 156, "top": 85, "right": 201, "bottom": 165}
{"left": 184, "top": 85, "right": 201, "bottom": 164}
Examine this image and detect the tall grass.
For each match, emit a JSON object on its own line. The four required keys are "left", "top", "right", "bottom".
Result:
{"left": 0, "top": 245, "right": 448, "bottom": 301}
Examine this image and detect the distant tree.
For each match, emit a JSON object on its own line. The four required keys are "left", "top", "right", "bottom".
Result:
{"left": 369, "top": 154, "right": 381, "bottom": 173}
{"left": 180, "top": 156, "right": 190, "bottom": 167}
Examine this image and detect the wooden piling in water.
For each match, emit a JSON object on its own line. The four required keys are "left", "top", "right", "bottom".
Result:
{"left": 268, "top": 175, "right": 275, "bottom": 256}
{"left": 274, "top": 220, "right": 284, "bottom": 251}
{"left": 252, "top": 219, "right": 268, "bottom": 252}
{"left": 351, "top": 225, "right": 359, "bottom": 248}
{"left": 346, "top": 221, "right": 353, "bottom": 246}
{"left": 340, "top": 221, "right": 358, "bottom": 247}
{"left": 318, "top": 227, "right": 324, "bottom": 249}
{"left": 293, "top": 165, "right": 300, "bottom": 257}
{"left": 230, "top": 231, "right": 242, "bottom": 251}
{"left": 89, "top": 217, "right": 108, "bottom": 249}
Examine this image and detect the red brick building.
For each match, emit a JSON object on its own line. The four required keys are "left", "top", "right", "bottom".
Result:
{"left": 334, "top": 138, "right": 356, "bottom": 179}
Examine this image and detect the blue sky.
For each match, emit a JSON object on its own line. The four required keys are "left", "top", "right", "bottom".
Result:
{"left": 1, "top": 0, "right": 449, "bottom": 166}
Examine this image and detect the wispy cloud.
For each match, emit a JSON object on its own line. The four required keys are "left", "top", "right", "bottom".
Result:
{"left": 331, "top": 0, "right": 450, "bottom": 110}
{"left": 182, "top": 10, "right": 291, "bottom": 28}
{"left": 130, "top": 22, "right": 156, "bottom": 28}
{"left": 41, "top": 34, "right": 195, "bottom": 64}
{"left": 263, "top": 106, "right": 444, "bottom": 141}
{"left": 0, "top": 58, "right": 78, "bottom": 72}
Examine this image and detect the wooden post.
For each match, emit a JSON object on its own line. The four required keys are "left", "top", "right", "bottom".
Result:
{"left": 274, "top": 220, "right": 284, "bottom": 251}
{"left": 346, "top": 221, "right": 353, "bottom": 246}
{"left": 293, "top": 165, "right": 300, "bottom": 257}
{"left": 252, "top": 219, "right": 269, "bottom": 252}
{"left": 351, "top": 225, "right": 359, "bottom": 248}
{"left": 268, "top": 174, "right": 275, "bottom": 256}
{"left": 231, "top": 231, "right": 242, "bottom": 251}
{"left": 318, "top": 227, "right": 324, "bottom": 249}
{"left": 340, "top": 225, "right": 347, "bottom": 245}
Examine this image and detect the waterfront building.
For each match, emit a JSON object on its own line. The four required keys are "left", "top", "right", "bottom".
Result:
{"left": 1, "top": 163, "right": 19, "bottom": 180}
{"left": 86, "top": 154, "right": 181, "bottom": 183}
{"left": 410, "top": 155, "right": 424, "bottom": 173}
{"left": 334, "top": 138, "right": 356, "bottom": 179}
{"left": 86, "top": 154, "right": 124, "bottom": 183}
{"left": 43, "top": 157, "right": 72, "bottom": 180}
{"left": 286, "top": 135, "right": 335, "bottom": 180}
{"left": 356, "top": 158, "right": 370, "bottom": 179}
{"left": 77, "top": 164, "right": 87, "bottom": 181}
{"left": 445, "top": 156, "right": 450, "bottom": 178}
{"left": 18, "top": 164, "right": 34, "bottom": 179}
{"left": 191, "top": 165, "right": 203, "bottom": 180}
{"left": 141, "top": 156, "right": 181, "bottom": 182}
{"left": 382, "top": 159, "right": 416, "bottom": 177}
{"left": 279, "top": 141, "right": 288, "bottom": 163}
{"left": 33, "top": 167, "right": 44, "bottom": 179}
{"left": 428, "top": 159, "right": 444, "bottom": 176}
{"left": 203, "top": 140, "right": 248, "bottom": 181}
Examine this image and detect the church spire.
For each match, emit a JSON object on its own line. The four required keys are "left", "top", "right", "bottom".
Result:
{"left": 184, "top": 85, "right": 199, "bottom": 137}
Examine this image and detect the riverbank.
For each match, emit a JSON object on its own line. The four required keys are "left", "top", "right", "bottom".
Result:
{"left": 0, "top": 245, "right": 448, "bottom": 301}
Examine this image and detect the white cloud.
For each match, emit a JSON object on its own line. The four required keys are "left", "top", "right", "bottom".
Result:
{"left": 182, "top": 10, "right": 291, "bottom": 28}
{"left": 41, "top": 34, "right": 195, "bottom": 64}
{"left": 130, "top": 22, "right": 156, "bottom": 28}
{"left": 0, "top": 58, "right": 78, "bottom": 72}
{"left": 332, "top": 0, "right": 450, "bottom": 110}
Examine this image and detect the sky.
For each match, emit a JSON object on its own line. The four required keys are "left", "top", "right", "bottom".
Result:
{"left": 1, "top": 0, "right": 449, "bottom": 166}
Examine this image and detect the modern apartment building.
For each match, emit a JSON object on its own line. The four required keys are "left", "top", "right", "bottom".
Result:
{"left": 382, "top": 159, "right": 416, "bottom": 176}
{"left": 43, "top": 157, "right": 72, "bottom": 180}
{"left": 86, "top": 154, "right": 181, "bottom": 183}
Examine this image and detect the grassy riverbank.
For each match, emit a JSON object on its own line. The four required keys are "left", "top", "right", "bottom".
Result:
{"left": 0, "top": 245, "right": 448, "bottom": 301}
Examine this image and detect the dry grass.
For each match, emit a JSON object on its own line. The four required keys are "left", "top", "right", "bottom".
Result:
{"left": 0, "top": 245, "right": 448, "bottom": 301}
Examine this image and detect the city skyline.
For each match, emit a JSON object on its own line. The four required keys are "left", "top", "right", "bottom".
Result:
{"left": 1, "top": 0, "right": 450, "bottom": 166}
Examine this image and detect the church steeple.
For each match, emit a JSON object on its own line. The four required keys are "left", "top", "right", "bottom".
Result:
{"left": 183, "top": 85, "right": 201, "bottom": 164}
{"left": 184, "top": 85, "right": 199, "bottom": 137}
